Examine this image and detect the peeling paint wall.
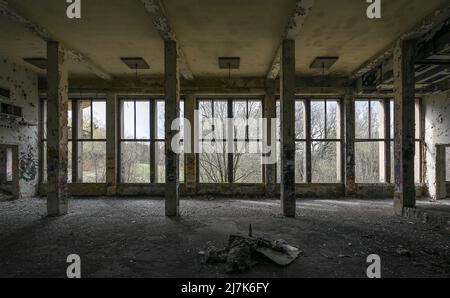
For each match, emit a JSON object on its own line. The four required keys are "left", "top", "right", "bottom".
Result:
{"left": 0, "top": 58, "right": 39, "bottom": 197}
{"left": 424, "top": 89, "right": 450, "bottom": 199}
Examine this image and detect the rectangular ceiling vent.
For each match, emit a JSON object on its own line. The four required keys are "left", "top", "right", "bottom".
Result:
{"left": 310, "top": 57, "right": 339, "bottom": 70}
{"left": 24, "top": 58, "right": 47, "bottom": 70}
{"left": 218, "top": 57, "right": 240, "bottom": 69}
{"left": 120, "top": 57, "right": 150, "bottom": 70}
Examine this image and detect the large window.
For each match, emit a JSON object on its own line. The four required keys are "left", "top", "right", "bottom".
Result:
{"left": 119, "top": 99, "right": 184, "bottom": 184}
{"left": 355, "top": 99, "right": 387, "bottom": 183}
{"left": 355, "top": 98, "right": 423, "bottom": 184}
{"left": 276, "top": 98, "right": 342, "bottom": 184}
{"left": 198, "top": 98, "right": 263, "bottom": 183}
{"left": 310, "top": 100, "right": 341, "bottom": 183}
{"left": 76, "top": 100, "right": 106, "bottom": 183}
{"left": 389, "top": 99, "right": 423, "bottom": 184}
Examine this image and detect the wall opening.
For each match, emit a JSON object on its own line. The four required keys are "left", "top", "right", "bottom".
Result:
{"left": 0, "top": 144, "right": 19, "bottom": 200}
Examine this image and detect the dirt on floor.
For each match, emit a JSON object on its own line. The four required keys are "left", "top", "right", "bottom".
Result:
{"left": 0, "top": 197, "right": 449, "bottom": 278}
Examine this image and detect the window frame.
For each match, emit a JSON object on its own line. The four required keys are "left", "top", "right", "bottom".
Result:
{"left": 354, "top": 98, "right": 389, "bottom": 184}
{"left": 40, "top": 97, "right": 107, "bottom": 184}
{"left": 117, "top": 97, "right": 185, "bottom": 184}
{"left": 276, "top": 97, "right": 344, "bottom": 184}
{"left": 196, "top": 97, "right": 265, "bottom": 184}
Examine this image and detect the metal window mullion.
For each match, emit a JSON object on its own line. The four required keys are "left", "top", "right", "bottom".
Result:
{"left": 339, "top": 98, "right": 345, "bottom": 183}
{"left": 117, "top": 98, "right": 122, "bottom": 184}
{"left": 384, "top": 98, "right": 391, "bottom": 183}
{"left": 72, "top": 99, "right": 79, "bottom": 183}
{"left": 90, "top": 99, "right": 94, "bottom": 140}
{"left": 150, "top": 99, "right": 156, "bottom": 183}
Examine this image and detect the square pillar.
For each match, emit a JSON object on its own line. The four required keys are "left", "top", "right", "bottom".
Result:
{"left": 280, "top": 40, "right": 296, "bottom": 217}
{"left": 106, "top": 93, "right": 118, "bottom": 196}
{"left": 11, "top": 146, "right": 20, "bottom": 199}
{"left": 435, "top": 145, "right": 447, "bottom": 200}
{"left": 344, "top": 88, "right": 356, "bottom": 195}
{"left": 264, "top": 80, "right": 276, "bottom": 197}
{"left": 393, "top": 39, "right": 416, "bottom": 215}
{"left": 184, "top": 93, "right": 197, "bottom": 195}
{"left": 164, "top": 40, "right": 180, "bottom": 217}
{"left": 46, "top": 41, "right": 69, "bottom": 216}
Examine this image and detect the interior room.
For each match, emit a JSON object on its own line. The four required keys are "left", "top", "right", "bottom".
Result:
{"left": 0, "top": 0, "right": 449, "bottom": 278}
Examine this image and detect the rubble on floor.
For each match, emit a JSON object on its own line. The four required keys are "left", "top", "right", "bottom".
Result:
{"left": 200, "top": 234, "right": 302, "bottom": 273}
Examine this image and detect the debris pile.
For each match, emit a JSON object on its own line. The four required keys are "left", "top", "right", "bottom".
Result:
{"left": 200, "top": 234, "right": 302, "bottom": 273}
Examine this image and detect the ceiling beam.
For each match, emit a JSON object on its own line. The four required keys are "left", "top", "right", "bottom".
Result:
{"left": 266, "top": 0, "right": 315, "bottom": 80}
{"left": 140, "top": 0, "right": 194, "bottom": 81}
{"left": 351, "top": 3, "right": 450, "bottom": 79}
{"left": 0, "top": 0, "right": 112, "bottom": 80}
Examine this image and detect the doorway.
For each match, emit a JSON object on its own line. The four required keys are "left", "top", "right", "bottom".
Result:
{"left": 0, "top": 144, "right": 19, "bottom": 201}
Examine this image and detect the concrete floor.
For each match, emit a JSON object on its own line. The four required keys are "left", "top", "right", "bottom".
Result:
{"left": 0, "top": 197, "right": 449, "bottom": 278}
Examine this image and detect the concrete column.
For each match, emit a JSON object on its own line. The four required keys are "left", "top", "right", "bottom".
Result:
{"left": 164, "top": 40, "right": 180, "bottom": 217}
{"left": 280, "top": 40, "right": 296, "bottom": 217}
{"left": 264, "top": 80, "right": 276, "bottom": 197}
{"left": 106, "top": 93, "right": 118, "bottom": 196}
{"left": 344, "top": 88, "right": 356, "bottom": 196}
{"left": 435, "top": 145, "right": 447, "bottom": 200}
{"left": 46, "top": 41, "right": 69, "bottom": 216}
{"left": 393, "top": 39, "right": 416, "bottom": 215}
{"left": 11, "top": 146, "right": 20, "bottom": 199}
{"left": 184, "top": 93, "right": 197, "bottom": 195}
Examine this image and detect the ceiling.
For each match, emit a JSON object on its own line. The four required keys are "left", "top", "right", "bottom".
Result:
{"left": 0, "top": 0, "right": 447, "bottom": 78}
